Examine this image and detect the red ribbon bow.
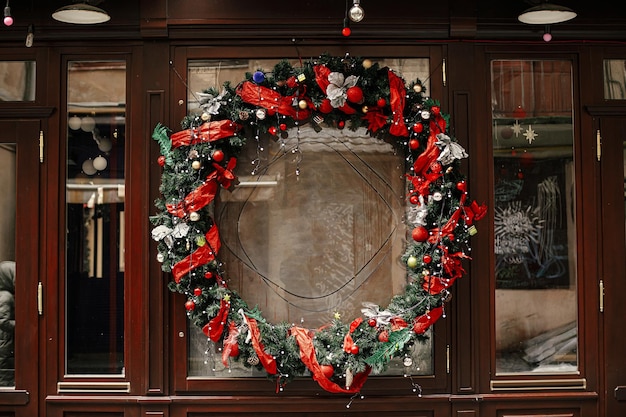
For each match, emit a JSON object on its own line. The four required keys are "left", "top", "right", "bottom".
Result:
{"left": 171, "top": 223, "right": 221, "bottom": 283}
{"left": 170, "top": 120, "right": 241, "bottom": 148}
{"left": 236, "top": 81, "right": 312, "bottom": 120}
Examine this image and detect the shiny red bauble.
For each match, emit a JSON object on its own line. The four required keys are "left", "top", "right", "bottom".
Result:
{"left": 412, "top": 226, "right": 429, "bottom": 242}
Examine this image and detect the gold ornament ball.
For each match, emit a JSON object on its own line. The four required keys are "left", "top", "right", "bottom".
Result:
{"left": 189, "top": 211, "right": 200, "bottom": 222}
{"left": 362, "top": 59, "right": 373, "bottom": 69}
{"left": 298, "top": 99, "right": 308, "bottom": 110}
{"left": 361, "top": 105, "right": 369, "bottom": 113}
{"left": 201, "top": 112, "right": 210, "bottom": 121}
{"left": 407, "top": 256, "right": 418, "bottom": 268}
{"left": 413, "top": 84, "right": 422, "bottom": 93}
{"left": 191, "top": 160, "right": 201, "bottom": 170}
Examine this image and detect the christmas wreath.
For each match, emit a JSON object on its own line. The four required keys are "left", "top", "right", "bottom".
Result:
{"left": 150, "top": 53, "right": 486, "bottom": 394}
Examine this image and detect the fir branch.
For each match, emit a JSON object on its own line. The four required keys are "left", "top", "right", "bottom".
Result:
{"left": 151, "top": 123, "right": 173, "bottom": 167}
{"left": 364, "top": 329, "right": 413, "bottom": 368}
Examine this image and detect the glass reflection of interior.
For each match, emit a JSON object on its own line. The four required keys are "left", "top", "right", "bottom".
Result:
{"left": 65, "top": 61, "right": 126, "bottom": 375}
{"left": 185, "top": 58, "right": 434, "bottom": 378}
{"left": 0, "top": 144, "right": 15, "bottom": 388}
{"left": 0, "top": 61, "right": 36, "bottom": 102}
{"left": 491, "top": 60, "right": 578, "bottom": 374}
{"left": 603, "top": 59, "right": 626, "bottom": 100}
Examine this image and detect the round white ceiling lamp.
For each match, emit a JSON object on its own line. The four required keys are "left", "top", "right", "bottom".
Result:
{"left": 52, "top": 2, "right": 110, "bottom": 25}
{"left": 518, "top": 2, "right": 576, "bottom": 25}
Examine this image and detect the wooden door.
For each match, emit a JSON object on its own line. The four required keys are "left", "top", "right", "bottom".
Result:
{"left": 596, "top": 113, "right": 626, "bottom": 417}
{"left": 0, "top": 119, "right": 41, "bottom": 417}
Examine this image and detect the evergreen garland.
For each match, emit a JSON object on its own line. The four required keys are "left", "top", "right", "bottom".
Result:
{"left": 150, "top": 53, "right": 486, "bottom": 393}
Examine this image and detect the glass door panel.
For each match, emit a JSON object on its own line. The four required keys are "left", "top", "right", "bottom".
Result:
{"left": 65, "top": 60, "right": 126, "bottom": 375}
{"left": 184, "top": 58, "right": 435, "bottom": 379}
{"left": 491, "top": 60, "right": 578, "bottom": 375}
{"left": 0, "top": 144, "right": 15, "bottom": 387}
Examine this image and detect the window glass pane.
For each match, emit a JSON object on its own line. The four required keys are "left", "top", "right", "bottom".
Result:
{"left": 491, "top": 60, "right": 578, "bottom": 374}
{"left": 603, "top": 59, "right": 626, "bottom": 100}
{"left": 66, "top": 61, "right": 125, "bottom": 375}
{"left": 185, "top": 58, "right": 434, "bottom": 378}
{"left": 0, "top": 144, "right": 15, "bottom": 387}
{"left": 0, "top": 61, "right": 35, "bottom": 102}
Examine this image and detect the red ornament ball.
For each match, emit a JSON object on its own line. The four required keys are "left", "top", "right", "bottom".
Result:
{"left": 423, "top": 254, "right": 432, "bottom": 264}
{"left": 286, "top": 76, "right": 298, "bottom": 88}
{"left": 157, "top": 155, "right": 166, "bottom": 167}
{"left": 350, "top": 344, "right": 359, "bottom": 354}
{"left": 409, "top": 194, "right": 420, "bottom": 205}
{"left": 212, "top": 149, "right": 225, "bottom": 162}
{"left": 337, "top": 120, "right": 345, "bottom": 130}
{"left": 378, "top": 330, "right": 389, "bottom": 343}
{"left": 268, "top": 126, "right": 278, "bottom": 135}
{"left": 267, "top": 107, "right": 276, "bottom": 116}
{"left": 409, "top": 139, "right": 419, "bottom": 151}
{"left": 368, "top": 318, "right": 377, "bottom": 327}
{"left": 412, "top": 123, "right": 424, "bottom": 133}
{"left": 319, "top": 98, "right": 333, "bottom": 114}
{"left": 412, "top": 226, "right": 429, "bottom": 242}
{"left": 377, "top": 97, "right": 387, "bottom": 108}
{"left": 279, "top": 123, "right": 287, "bottom": 131}
{"left": 342, "top": 26, "right": 351, "bottom": 37}
{"left": 204, "top": 271, "right": 214, "bottom": 280}
{"left": 456, "top": 181, "right": 466, "bottom": 192}
{"left": 320, "top": 364, "right": 334, "bottom": 379}
{"left": 229, "top": 343, "right": 240, "bottom": 357}
{"left": 346, "top": 86, "right": 363, "bottom": 104}
{"left": 193, "top": 288, "right": 202, "bottom": 296}
{"left": 185, "top": 300, "right": 196, "bottom": 311}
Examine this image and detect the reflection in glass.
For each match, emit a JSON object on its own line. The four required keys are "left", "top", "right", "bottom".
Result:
{"left": 0, "top": 61, "right": 35, "bottom": 102}
{"left": 604, "top": 59, "right": 626, "bottom": 100}
{"left": 185, "top": 58, "right": 434, "bottom": 378}
{"left": 0, "top": 144, "right": 15, "bottom": 387}
{"left": 491, "top": 60, "right": 578, "bottom": 374}
{"left": 66, "top": 61, "right": 125, "bottom": 374}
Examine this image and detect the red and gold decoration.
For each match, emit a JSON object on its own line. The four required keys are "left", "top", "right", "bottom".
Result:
{"left": 151, "top": 54, "right": 486, "bottom": 394}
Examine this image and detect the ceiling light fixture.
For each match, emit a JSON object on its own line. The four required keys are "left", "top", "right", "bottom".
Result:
{"left": 348, "top": 0, "right": 365, "bottom": 23}
{"left": 518, "top": 2, "right": 576, "bottom": 25}
{"left": 52, "top": 2, "right": 110, "bottom": 25}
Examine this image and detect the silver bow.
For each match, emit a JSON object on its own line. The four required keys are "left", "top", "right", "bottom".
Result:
{"left": 435, "top": 133, "right": 468, "bottom": 165}
{"left": 196, "top": 89, "right": 226, "bottom": 115}
{"left": 326, "top": 72, "right": 359, "bottom": 108}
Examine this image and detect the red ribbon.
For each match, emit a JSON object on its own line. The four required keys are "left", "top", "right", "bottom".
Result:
{"left": 236, "top": 81, "right": 312, "bottom": 121}
{"left": 388, "top": 70, "right": 408, "bottom": 137}
{"left": 427, "top": 208, "right": 462, "bottom": 244}
{"left": 203, "top": 298, "right": 230, "bottom": 342}
{"left": 362, "top": 107, "right": 388, "bottom": 133}
{"left": 245, "top": 315, "right": 278, "bottom": 375}
{"left": 390, "top": 317, "right": 408, "bottom": 331}
{"left": 464, "top": 200, "right": 488, "bottom": 225}
{"left": 212, "top": 157, "right": 237, "bottom": 189}
{"left": 170, "top": 120, "right": 241, "bottom": 148}
{"left": 290, "top": 326, "right": 371, "bottom": 393}
{"left": 221, "top": 321, "right": 240, "bottom": 366}
{"left": 440, "top": 245, "right": 470, "bottom": 280}
{"left": 422, "top": 275, "right": 455, "bottom": 295}
{"left": 171, "top": 223, "right": 221, "bottom": 283}
{"left": 166, "top": 175, "right": 219, "bottom": 218}
{"left": 342, "top": 317, "right": 363, "bottom": 353}
{"left": 412, "top": 306, "right": 444, "bottom": 335}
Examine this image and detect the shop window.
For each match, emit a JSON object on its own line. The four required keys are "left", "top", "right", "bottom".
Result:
{"left": 603, "top": 59, "right": 626, "bottom": 100}
{"left": 491, "top": 60, "right": 578, "bottom": 376}
{"left": 0, "top": 61, "right": 35, "bottom": 102}
{"left": 65, "top": 60, "right": 126, "bottom": 375}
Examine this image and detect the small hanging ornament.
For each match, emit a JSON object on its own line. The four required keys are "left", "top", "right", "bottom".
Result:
{"left": 412, "top": 122, "right": 424, "bottom": 133}
{"left": 423, "top": 254, "right": 432, "bottom": 264}
{"left": 268, "top": 126, "right": 278, "bottom": 136}
{"left": 185, "top": 300, "right": 196, "bottom": 311}
{"left": 319, "top": 98, "right": 333, "bottom": 114}
{"left": 337, "top": 120, "right": 345, "bottom": 130}
{"left": 247, "top": 355, "right": 260, "bottom": 366}
{"left": 157, "top": 155, "right": 166, "bottom": 167}
{"left": 156, "top": 253, "right": 165, "bottom": 263}
{"left": 362, "top": 59, "right": 373, "bottom": 69}
{"left": 346, "top": 86, "right": 364, "bottom": 103}
{"left": 212, "top": 149, "right": 225, "bottom": 162}
{"left": 377, "top": 97, "right": 386, "bottom": 107}
{"left": 321, "top": 364, "right": 334, "bottom": 378}
{"left": 201, "top": 112, "right": 210, "bottom": 121}
{"left": 194, "top": 287, "right": 202, "bottom": 296}
{"left": 407, "top": 255, "right": 418, "bottom": 269}
{"left": 255, "top": 108, "right": 266, "bottom": 120}
{"left": 403, "top": 357, "right": 413, "bottom": 367}
{"left": 432, "top": 191, "right": 443, "bottom": 201}
{"left": 189, "top": 211, "right": 200, "bottom": 222}
{"left": 411, "top": 226, "right": 429, "bottom": 242}
{"left": 252, "top": 71, "right": 266, "bottom": 84}
{"left": 191, "top": 160, "right": 201, "bottom": 170}
{"left": 409, "top": 139, "right": 419, "bottom": 150}
{"left": 298, "top": 99, "right": 308, "bottom": 110}
{"left": 413, "top": 84, "right": 422, "bottom": 93}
